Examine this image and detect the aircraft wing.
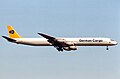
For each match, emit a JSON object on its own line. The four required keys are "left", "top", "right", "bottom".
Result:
{"left": 38, "top": 33, "right": 77, "bottom": 51}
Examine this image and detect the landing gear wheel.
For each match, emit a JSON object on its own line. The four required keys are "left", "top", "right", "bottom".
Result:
{"left": 55, "top": 46, "right": 63, "bottom": 52}
{"left": 57, "top": 48, "right": 63, "bottom": 52}
{"left": 106, "top": 46, "right": 109, "bottom": 50}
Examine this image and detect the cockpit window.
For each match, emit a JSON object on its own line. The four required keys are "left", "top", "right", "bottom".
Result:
{"left": 111, "top": 39, "right": 114, "bottom": 41}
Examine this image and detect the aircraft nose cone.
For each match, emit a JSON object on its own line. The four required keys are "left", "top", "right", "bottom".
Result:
{"left": 114, "top": 41, "right": 118, "bottom": 45}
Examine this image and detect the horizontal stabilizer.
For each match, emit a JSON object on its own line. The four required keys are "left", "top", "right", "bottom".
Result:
{"left": 2, "top": 36, "right": 16, "bottom": 42}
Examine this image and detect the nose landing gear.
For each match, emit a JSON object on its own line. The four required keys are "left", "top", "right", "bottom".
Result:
{"left": 106, "top": 46, "right": 109, "bottom": 50}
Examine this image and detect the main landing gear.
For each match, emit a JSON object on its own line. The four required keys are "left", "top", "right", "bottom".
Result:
{"left": 57, "top": 47, "right": 63, "bottom": 52}
{"left": 106, "top": 46, "right": 109, "bottom": 50}
{"left": 55, "top": 46, "right": 63, "bottom": 52}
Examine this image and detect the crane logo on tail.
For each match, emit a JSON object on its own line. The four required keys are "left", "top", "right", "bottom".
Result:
{"left": 9, "top": 30, "right": 15, "bottom": 34}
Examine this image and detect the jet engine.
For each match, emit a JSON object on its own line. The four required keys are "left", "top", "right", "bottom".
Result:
{"left": 63, "top": 46, "right": 77, "bottom": 51}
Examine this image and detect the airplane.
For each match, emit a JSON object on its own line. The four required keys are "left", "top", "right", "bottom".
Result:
{"left": 2, "top": 25, "right": 118, "bottom": 52}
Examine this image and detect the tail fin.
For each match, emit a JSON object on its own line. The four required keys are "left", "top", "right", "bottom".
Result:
{"left": 7, "top": 25, "right": 21, "bottom": 38}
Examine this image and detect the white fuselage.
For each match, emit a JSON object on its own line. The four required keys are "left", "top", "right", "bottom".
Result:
{"left": 13, "top": 38, "right": 117, "bottom": 46}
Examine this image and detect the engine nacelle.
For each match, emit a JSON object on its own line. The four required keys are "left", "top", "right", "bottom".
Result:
{"left": 57, "top": 39, "right": 65, "bottom": 42}
{"left": 63, "top": 46, "right": 77, "bottom": 51}
{"left": 65, "top": 42, "right": 75, "bottom": 46}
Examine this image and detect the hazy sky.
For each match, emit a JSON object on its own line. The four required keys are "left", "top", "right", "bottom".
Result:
{"left": 0, "top": 0, "right": 120, "bottom": 79}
